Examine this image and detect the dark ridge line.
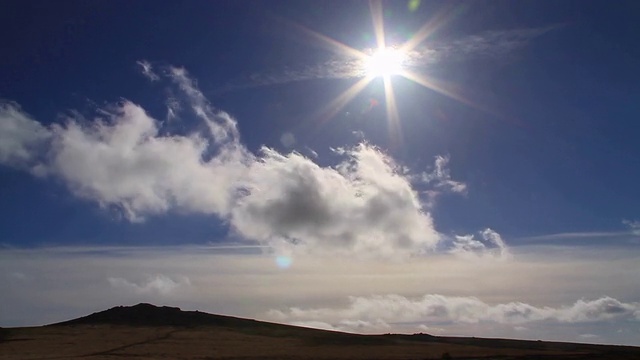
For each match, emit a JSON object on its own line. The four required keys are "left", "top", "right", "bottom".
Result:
{"left": 41, "top": 303, "right": 640, "bottom": 355}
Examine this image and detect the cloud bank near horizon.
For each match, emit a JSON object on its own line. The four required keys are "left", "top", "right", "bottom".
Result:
{"left": 268, "top": 293, "right": 640, "bottom": 333}
{"left": 2, "top": 245, "right": 639, "bottom": 344}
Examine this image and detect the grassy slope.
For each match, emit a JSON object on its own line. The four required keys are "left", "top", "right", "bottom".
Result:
{"left": 0, "top": 303, "right": 638, "bottom": 359}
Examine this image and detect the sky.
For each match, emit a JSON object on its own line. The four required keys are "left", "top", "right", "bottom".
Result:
{"left": 1, "top": 0, "right": 640, "bottom": 346}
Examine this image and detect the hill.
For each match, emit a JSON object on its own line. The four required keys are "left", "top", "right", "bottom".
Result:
{"left": 1, "top": 303, "right": 639, "bottom": 359}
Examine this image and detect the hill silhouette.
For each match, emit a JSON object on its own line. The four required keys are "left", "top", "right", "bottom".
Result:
{"left": 0, "top": 303, "right": 638, "bottom": 359}
{"left": 52, "top": 303, "right": 399, "bottom": 346}
{"left": 55, "top": 303, "right": 278, "bottom": 328}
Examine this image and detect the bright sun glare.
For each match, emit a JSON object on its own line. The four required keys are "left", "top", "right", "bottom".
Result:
{"left": 295, "top": 0, "right": 475, "bottom": 147}
{"left": 365, "top": 47, "right": 406, "bottom": 77}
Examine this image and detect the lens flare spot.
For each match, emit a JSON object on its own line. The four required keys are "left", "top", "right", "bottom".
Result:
{"left": 276, "top": 255, "right": 292, "bottom": 269}
{"left": 408, "top": 0, "right": 421, "bottom": 12}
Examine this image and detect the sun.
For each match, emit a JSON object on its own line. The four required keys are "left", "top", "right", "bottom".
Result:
{"left": 365, "top": 47, "right": 406, "bottom": 78}
{"left": 291, "top": 1, "right": 476, "bottom": 147}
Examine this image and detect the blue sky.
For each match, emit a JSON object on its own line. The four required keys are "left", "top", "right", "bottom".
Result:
{"left": 1, "top": 0, "right": 640, "bottom": 345}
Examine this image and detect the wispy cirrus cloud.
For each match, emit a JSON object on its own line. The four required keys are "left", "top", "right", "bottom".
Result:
{"left": 136, "top": 60, "right": 160, "bottom": 81}
{"left": 165, "top": 94, "right": 181, "bottom": 121}
{"left": 421, "top": 155, "right": 467, "bottom": 206}
{"left": 412, "top": 26, "right": 556, "bottom": 65}
{"left": 221, "top": 26, "right": 554, "bottom": 91}
{"left": 510, "top": 218, "right": 640, "bottom": 247}
{"left": 516, "top": 229, "right": 639, "bottom": 246}
{"left": 623, "top": 219, "right": 640, "bottom": 236}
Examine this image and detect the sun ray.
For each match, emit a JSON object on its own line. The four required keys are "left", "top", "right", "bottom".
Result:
{"left": 369, "top": 0, "right": 386, "bottom": 50}
{"left": 382, "top": 76, "right": 403, "bottom": 148}
{"left": 400, "top": 70, "right": 496, "bottom": 116}
{"left": 400, "top": 5, "right": 466, "bottom": 53}
{"left": 270, "top": 2, "right": 500, "bottom": 147}
{"left": 271, "top": 15, "right": 369, "bottom": 60}
{"left": 310, "top": 76, "right": 374, "bottom": 127}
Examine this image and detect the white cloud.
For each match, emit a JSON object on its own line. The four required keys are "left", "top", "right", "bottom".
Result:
{"left": 291, "top": 319, "right": 391, "bottom": 334}
{"left": 0, "top": 102, "right": 50, "bottom": 171}
{"left": 1, "top": 245, "right": 639, "bottom": 345}
{"left": 43, "top": 101, "right": 439, "bottom": 257}
{"left": 518, "top": 231, "right": 631, "bottom": 242}
{"left": 556, "top": 297, "right": 640, "bottom": 323}
{"left": 481, "top": 228, "right": 510, "bottom": 258}
{"left": 421, "top": 155, "right": 467, "bottom": 207}
{"left": 422, "top": 155, "right": 467, "bottom": 194}
{"left": 419, "top": 26, "right": 555, "bottom": 65}
{"left": 167, "top": 67, "right": 239, "bottom": 143}
{"left": 289, "top": 320, "right": 338, "bottom": 331}
{"left": 451, "top": 234, "right": 486, "bottom": 253}
{"left": 165, "top": 94, "right": 181, "bottom": 121}
{"left": 450, "top": 228, "right": 510, "bottom": 259}
{"left": 303, "top": 146, "right": 318, "bottom": 159}
{"left": 231, "top": 145, "right": 439, "bottom": 259}
{"left": 352, "top": 130, "right": 365, "bottom": 140}
{"left": 284, "top": 318, "right": 390, "bottom": 334}
{"left": 269, "top": 294, "right": 640, "bottom": 332}
{"left": 108, "top": 274, "right": 190, "bottom": 296}
{"left": 0, "top": 67, "right": 447, "bottom": 259}
{"left": 136, "top": 60, "right": 159, "bottom": 81}
{"left": 48, "top": 102, "right": 248, "bottom": 222}
{"left": 623, "top": 220, "right": 640, "bottom": 236}
{"left": 0, "top": 66, "right": 524, "bottom": 261}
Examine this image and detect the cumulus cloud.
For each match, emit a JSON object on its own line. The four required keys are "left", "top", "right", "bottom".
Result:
{"left": 0, "top": 67, "right": 448, "bottom": 259}
{"left": 48, "top": 102, "right": 249, "bottom": 222}
{"left": 42, "top": 101, "right": 438, "bottom": 257}
{"left": 108, "top": 274, "right": 190, "bottom": 296}
{"left": 269, "top": 294, "right": 640, "bottom": 332}
{"left": 2, "top": 66, "right": 251, "bottom": 225}
{"left": 0, "top": 102, "right": 50, "bottom": 171}
{"left": 232, "top": 145, "right": 439, "bottom": 258}
{"left": 480, "top": 228, "right": 509, "bottom": 257}
{"left": 450, "top": 228, "right": 510, "bottom": 259}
